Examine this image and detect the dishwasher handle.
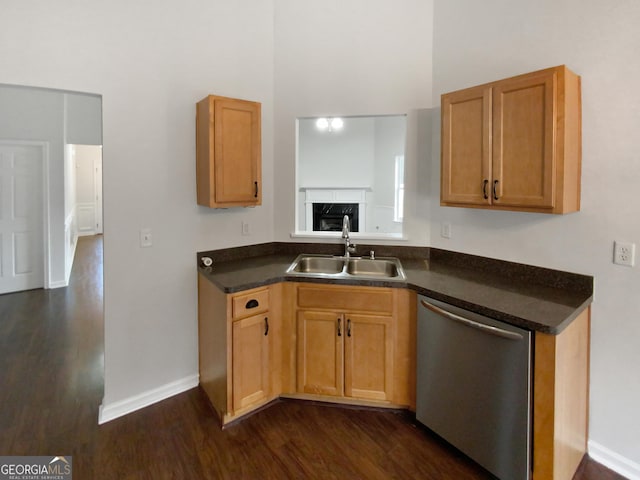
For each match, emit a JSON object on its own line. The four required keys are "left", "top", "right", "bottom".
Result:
{"left": 420, "top": 299, "right": 523, "bottom": 341}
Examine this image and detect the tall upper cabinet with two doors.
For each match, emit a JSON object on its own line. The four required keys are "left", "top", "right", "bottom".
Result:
{"left": 441, "top": 65, "right": 581, "bottom": 214}
{"left": 196, "top": 94, "right": 262, "bottom": 208}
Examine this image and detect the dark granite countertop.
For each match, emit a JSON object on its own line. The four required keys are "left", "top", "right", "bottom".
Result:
{"left": 198, "top": 242, "right": 593, "bottom": 335}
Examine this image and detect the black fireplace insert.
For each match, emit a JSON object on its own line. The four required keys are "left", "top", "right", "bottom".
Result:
{"left": 312, "top": 203, "right": 359, "bottom": 232}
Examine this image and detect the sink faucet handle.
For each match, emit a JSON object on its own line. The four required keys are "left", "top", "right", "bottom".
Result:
{"left": 369, "top": 250, "right": 375, "bottom": 260}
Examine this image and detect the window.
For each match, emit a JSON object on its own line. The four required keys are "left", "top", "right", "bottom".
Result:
{"left": 394, "top": 155, "right": 404, "bottom": 222}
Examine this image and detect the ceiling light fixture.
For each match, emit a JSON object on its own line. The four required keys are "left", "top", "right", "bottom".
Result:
{"left": 316, "top": 117, "right": 344, "bottom": 132}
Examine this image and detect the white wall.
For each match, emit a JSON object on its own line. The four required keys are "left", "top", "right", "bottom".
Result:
{"left": 65, "top": 93, "right": 102, "bottom": 146}
{"left": 273, "top": 0, "right": 434, "bottom": 245}
{"left": 0, "top": 0, "right": 275, "bottom": 412}
{"left": 298, "top": 117, "right": 376, "bottom": 189}
{"left": 63, "top": 143, "right": 77, "bottom": 280}
{"left": 432, "top": 0, "right": 640, "bottom": 475}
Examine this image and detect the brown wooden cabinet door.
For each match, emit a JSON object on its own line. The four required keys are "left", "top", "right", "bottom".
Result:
{"left": 344, "top": 314, "right": 393, "bottom": 401}
{"left": 440, "top": 66, "right": 581, "bottom": 214}
{"left": 441, "top": 85, "right": 492, "bottom": 206}
{"left": 492, "top": 70, "right": 556, "bottom": 209}
{"left": 196, "top": 95, "right": 261, "bottom": 208}
{"left": 232, "top": 313, "right": 269, "bottom": 412}
{"left": 296, "top": 310, "right": 344, "bottom": 396}
{"left": 214, "top": 97, "right": 261, "bottom": 205}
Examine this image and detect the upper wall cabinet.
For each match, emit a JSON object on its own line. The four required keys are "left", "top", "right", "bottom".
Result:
{"left": 441, "top": 65, "right": 582, "bottom": 214}
{"left": 196, "top": 95, "right": 262, "bottom": 208}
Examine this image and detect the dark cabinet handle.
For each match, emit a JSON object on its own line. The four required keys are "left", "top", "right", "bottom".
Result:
{"left": 245, "top": 299, "right": 259, "bottom": 309}
{"left": 347, "top": 319, "right": 351, "bottom": 337}
{"left": 254, "top": 181, "right": 259, "bottom": 198}
{"left": 482, "top": 179, "right": 489, "bottom": 199}
{"left": 264, "top": 317, "right": 269, "bottom": 336}
{"left": 493, "top": 180, "right": 499, "bottom": 201}
{"left": 337, "top": 318, "right": 342, "bottom": 337}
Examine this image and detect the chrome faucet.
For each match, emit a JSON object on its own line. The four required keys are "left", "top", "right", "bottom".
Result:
{"left": 341, "top": 215, "right": 356, "bottom": 258}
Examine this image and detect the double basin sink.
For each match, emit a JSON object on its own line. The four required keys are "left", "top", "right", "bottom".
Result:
{"left": 286, "top": 254, "right": 406, "bottom": 281}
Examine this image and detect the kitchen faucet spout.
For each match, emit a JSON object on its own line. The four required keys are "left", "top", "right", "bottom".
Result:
{"left": 341, "top": 215, "right": 356, "bottom": 258}
{"left": 342, "top": 215, "right": 350, "bottom": 239}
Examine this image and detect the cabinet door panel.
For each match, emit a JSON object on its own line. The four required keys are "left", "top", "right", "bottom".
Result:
{"left": 297, "top": 310, "right": 343, "bottom": 396}
{"left": 232, "top": 313, "right": 269, "bottom": 411}
{"left": 344, "top": 314, "right": 393, "bottom": 401}
{"left": 214, "top": 98, "right": 261, "bottom": 204}
{"left": 441, "top": 85, "right": 492, "bottom": 206}
{"left": 493, "top": 71, "right": 556, "bottom": 208}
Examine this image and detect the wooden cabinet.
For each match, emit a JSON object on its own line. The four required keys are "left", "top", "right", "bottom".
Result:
{"left": 533, "top": 307, "right": 590, "bottom": 480}
{"left": 196, "top": 94, "right": 261, "bottom": 208}
{"left": 295, "top": 284, "right": 412, "bottom": 405}
{"left": 296, "top": 310, "right": 393, "bottom": 401}
{"left": 344, "top": 314, "right": 394, "bottom": 401}
{"left": 232, "top": 312, "right": 269, "bottom": 412}
{"left": 296, "top": 310, "right": 344, "bottom": 396}
{"left": 198, "top": 279, "right": 276, "bottom": 425}
{"left": 441, "top": 65, "right": 581, "bottom": 214}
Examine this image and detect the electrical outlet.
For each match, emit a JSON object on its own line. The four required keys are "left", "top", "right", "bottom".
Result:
{"left": 140, "top": 228, "right": 152, "bottom": 248}
{"left": 241, "top": 221, "right": 250, "bottom": 236}
{"left": 441, "top": 222, "right": 451, "bottom": 239}
{"left": 613, "top": 241, "right": 635, "bottom": 267}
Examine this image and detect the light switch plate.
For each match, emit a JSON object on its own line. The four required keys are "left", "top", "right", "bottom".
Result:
{"left": 140, "top": 229, "right": 153, "bottom": 248}
{"left": 441, "top": 222, "right": 451, "bottom": 239}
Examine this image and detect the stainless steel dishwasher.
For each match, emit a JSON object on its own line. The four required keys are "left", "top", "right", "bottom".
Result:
{"left": 416, "top": 295, "right": 532, "bottom": 480}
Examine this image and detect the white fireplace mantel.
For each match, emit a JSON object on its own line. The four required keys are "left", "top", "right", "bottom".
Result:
{"left": 302, "top": 187, "right": 370, "bottom": 231}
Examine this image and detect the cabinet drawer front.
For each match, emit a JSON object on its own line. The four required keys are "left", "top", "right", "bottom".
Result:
{"left": 232, "top": 288, "right": 269, "bottom": 319}
{"left": 297, "top": 285, "right": 393, "bottom": 315}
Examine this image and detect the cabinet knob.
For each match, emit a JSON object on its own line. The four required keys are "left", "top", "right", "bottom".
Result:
{"left": 245, "top": 299, "right": 259, "bottom": 309}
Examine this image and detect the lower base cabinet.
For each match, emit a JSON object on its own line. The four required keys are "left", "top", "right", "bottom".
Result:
{"left": 295, "top": 283, "right": 413, "bottom": 406}
{"left": 296, "top": 310, "right": 393, "bottom": 401}
{"left": 296, "top": 310, "right": 344, "bottom": 397}
{"left": 232, "top": 313, "right": 270, "bottom": 412}
{"left": 197, "top": 275, "right": 589, "bottom": 480}
{"left": 198, "top": 278, "right": 277, "bottom": 424}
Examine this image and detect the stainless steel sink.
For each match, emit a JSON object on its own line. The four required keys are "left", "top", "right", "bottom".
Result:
{"left": 286, "top": 254, "right": 406, "bottom": 281}
{"left": 289, "top": 256, "right": 344, "bottom": 274}
{"left": 346, "top": 258, "right": 400, "bottom": 277}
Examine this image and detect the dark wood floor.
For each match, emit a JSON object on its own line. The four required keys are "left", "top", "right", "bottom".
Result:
{"left": 0, "top": 235, "right": 627, "bottom": 479}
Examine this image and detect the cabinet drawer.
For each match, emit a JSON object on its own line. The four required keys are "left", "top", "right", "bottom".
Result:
{"left": 297, "top": 285, "right": 393, "bottom": 315}
{"left": 232, "top": 288, "right": 269, "bottom": 319}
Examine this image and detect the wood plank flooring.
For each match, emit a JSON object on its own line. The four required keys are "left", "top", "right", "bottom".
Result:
{"left": 0, "top": 235, "right": 627, "bottom": 479}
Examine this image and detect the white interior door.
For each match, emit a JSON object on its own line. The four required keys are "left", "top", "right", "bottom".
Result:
{"left": 74, "top": 144, "right": 103, "bottom": 236}
{"left": 0, "top": 143, "right": 44, "bottom": 294}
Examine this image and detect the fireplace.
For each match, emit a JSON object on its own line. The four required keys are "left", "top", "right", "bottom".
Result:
{"left": 312, "top": 203, "right": 359, "bottom": 232}
{"left": 302, "top": 187, "right": 368, "bottom": 232}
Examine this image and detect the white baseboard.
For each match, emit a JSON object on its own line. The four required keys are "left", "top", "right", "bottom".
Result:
{"left": 98, "top": 374, "right": 199, "bottom": 425}
{"left": 48, "top": 279, "right": 69, "bottom": 289}
{"left": 589, "top": 440, "right": 640, "bottom": 480}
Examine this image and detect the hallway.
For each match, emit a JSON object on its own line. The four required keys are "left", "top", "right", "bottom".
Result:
{"left": 0, "top": 235, "right": 104, "bottom": 456}
{"left": 0, "top": 236, "right": 625, "bottom": 479}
